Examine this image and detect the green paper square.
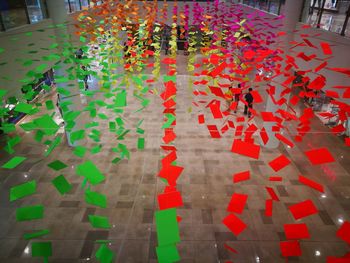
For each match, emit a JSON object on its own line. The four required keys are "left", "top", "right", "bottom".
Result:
{"left": 2, "top": 156, "right": 26, "bottom": 169}
{"left": 156, "top": 244, "right": 180, "bottom": 263}
{"left": 51, "top": 175, "right": 72, "bottom": 195}
{"left": 33, "top": 114, "right": 59, "bottom": 135}
{"left": 14, "top": 102, "right": 34, "bottom": 114}
{"left": 24, "top": 229, "right": 49, "bottom": 240}
{"left": 10, "top": 180, "right": 36, "bottom": 201}
{"left": 1, "top": 123, "right": 15, "bottom": 133}
{"left": 85, "top": 190, "right": 107, "bottom": 208}
{"left": 95, "top": 244, "right": 115, "bottom": 263}
{"left": 70, "top": 130, "right": 85, "bottom": 144}
{"left": 155, "top": 208, "right": 180, "bottom": 246}
{"left": 20, "top": 122, "right": 37, "bottom": 132}
{"left": 73, "top": 146, "right": 87, "bottom": 158}
{"left": 45, "top": 100, "right": 54, "bottom": 110}
{"left": 137, "top": 138, "right": 145, "bottom": 150}
{"left": 47, "top": 160, "right": 68, "bottom": 171}
{"left": 32, "top": 242, "right": 52, "bottom": 257}
{"left": 76, "top": 160, "right": 105, "bottom": 185}
{"left": 88, "top": 215, "right": 111, "bottom": 229}
{"left": 16, "top": 205, "right": 44, "bottom": 221}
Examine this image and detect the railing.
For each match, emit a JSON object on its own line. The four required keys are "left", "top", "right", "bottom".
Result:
{"left": 0, "top": 0, "right": 103, "bottom": 32}
{"left": 240, "top": 0, "right": 350, "bottom": 37}
{"left": 304, "top": 0, "right": 350, "bottom": 37}
{"left": 241, "top": 0, "right": 284, "bottom": 15}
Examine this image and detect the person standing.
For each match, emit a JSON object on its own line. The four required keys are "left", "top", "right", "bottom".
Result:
{"left": 244, "top": 88, "right": 254, "bottom": 118}
{"left": 234, "top": 83, "right": 242, "bottom": 113}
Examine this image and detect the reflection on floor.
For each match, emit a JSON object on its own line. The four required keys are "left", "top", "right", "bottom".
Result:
{"left": 0, "top": 55, "right": 350, "bottom": 262}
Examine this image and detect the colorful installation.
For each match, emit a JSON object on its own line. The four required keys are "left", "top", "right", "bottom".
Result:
{"left": 0, "top": 0, "right": 349, "bottom": 262}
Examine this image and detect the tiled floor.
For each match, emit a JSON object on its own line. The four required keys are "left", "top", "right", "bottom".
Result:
{"left": 0, "top": 54, "right": 349, "bottom": 263}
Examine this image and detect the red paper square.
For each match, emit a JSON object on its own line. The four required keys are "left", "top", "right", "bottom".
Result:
{"left": 336, "top": 221, "right": 350, "bottom": 245}
{"left": 266, "top": 187, "right": 280, "bottom": 201}
{"left": 261, "top": 112, "right": 276, "bottom": 122}
{"left": 305, "top": 148, "right": 335, "bottom": 165}
{"left": 280, "top": 240, "right": 302, "bottom": 257}
{"left": 269, "top": 176, "right": 283, "bottom": 181}
{"left": 268, "top": 154, "right": 291, "bottom": 172}
{"left": 289, "top": 200, "right": 318, "bottom": 220}
{"left": 207, "top": 125, "right": 221, "bottom": 138}
{"left": 265, "top": 199, "right": 273, "bottom": 217}
{"left": 260, "top": 127, "right": 269, "bottom": 145}
{"left": 284, "top": 223, "right": 310, "bottom": 239}
{"left": 222, "top": 213, "right": 247, "bottom": 236}
{"left": 299, "top": 175, "right": 324, "bottom": 193}
{"left": 233, "top": 170, "right": 250, "bottom": 183}
{"left": 158, "top": 190, "right": 183, "bottom": 210}
{"left": 158, "top": 165, "right": 184, "bottom": 186}
{"left": 231, "top": 139, "right": 260, "bottom": 159}
{"left": 198, "top": 114, "right": 205, "bottom": 124}
{"left": 227, "top": 193, "right": 248, "bottom": 214}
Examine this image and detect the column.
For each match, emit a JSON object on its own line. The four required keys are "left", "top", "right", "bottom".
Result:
{"left": 262, "top": 0, "right": 304, "bottom": 148}
{"left": 46, "top": 0, "right": 85, "bottom": 146}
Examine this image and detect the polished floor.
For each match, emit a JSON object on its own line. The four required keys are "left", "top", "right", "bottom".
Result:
{"left": 0, "top": 54, "right": 350, "bottom": 263}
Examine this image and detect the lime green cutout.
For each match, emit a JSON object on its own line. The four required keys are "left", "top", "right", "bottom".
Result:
{"left": 76, "top": 160, "right": 105, "bottom": 185}
{"left": 88, "top": 215, "right": 111, "bottom": 229}
{"left": 2, "top": 156, "right": 26, "bottom": 169}
{"left": 10, "top": 180, "right": 36, "bottom": 201}
{"left": 16, "top": 205, "right": 44, "bottom": 221}
{"left": 51, "top": 175, "right": 72, "bottom": 195}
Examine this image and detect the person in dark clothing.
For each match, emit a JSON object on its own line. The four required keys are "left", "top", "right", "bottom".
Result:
{"left": 244, "top": 88, "right": 254, "bottom": 118}
{"left": 164, "top": 37, "right": 170, "bottom": 55}
{"left": 234, "top": 83, "right": 242, "bottom": 113}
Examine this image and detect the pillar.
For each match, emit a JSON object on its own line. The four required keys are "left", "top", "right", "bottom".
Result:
{"left": 262, "top": 0, "right": 304, "bottom": 148}
{"left": 46, "top": 0, "right": 85, "bottom": 146}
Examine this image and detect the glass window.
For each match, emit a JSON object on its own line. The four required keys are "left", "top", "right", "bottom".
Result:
{"left": 25, "top": 0, "right": 44, "bottom": 23}
{"left": 81, "top": 0, "right": 90, "bottom": 9}
{"left": 64, "top": 0, "right": 71, "bottom": 13}
{"left": 69, "top": 0, "right": 81, "bottom": 13}
{"left": 0, "top": 0, "right": 28, "bottom": 30}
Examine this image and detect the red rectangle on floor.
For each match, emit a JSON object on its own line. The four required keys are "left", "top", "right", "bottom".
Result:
{"left": 284, "top": 223, "right": 310, "bottom": 239}
{"left": 227, "top": 193, "right": 248, "bottom": 214}
{"left": 288, "top": 199, "right": 318, "bottom": 220}
{"left": 231, "top": 139, "right": 260, "bottom": 159}
{"left": 268, "top": 154, "right": 291, "bottom": 172}
{"left": 222, "top": 213, "right": 247, "bottom": 236}
{"left": 305, "top": 148, "right": 335, "bottom": 165}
